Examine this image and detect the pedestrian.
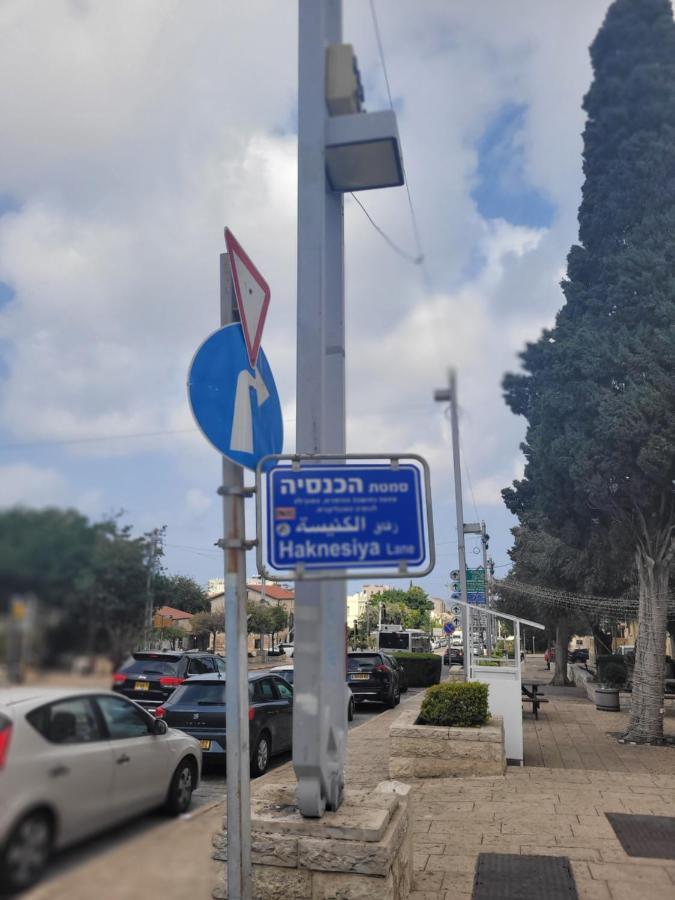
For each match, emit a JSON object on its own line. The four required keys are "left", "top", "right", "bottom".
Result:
{"left": 544, "top": 648, "right": 551, "bottom": 670}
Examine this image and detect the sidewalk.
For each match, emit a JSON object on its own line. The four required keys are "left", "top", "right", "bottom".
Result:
{"left": 25, "top": 678, "right": 675, "bottom": 900}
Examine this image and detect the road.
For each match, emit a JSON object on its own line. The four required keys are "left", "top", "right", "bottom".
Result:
{"left": 37, "top": 688, "right": 425, "bottom": 889}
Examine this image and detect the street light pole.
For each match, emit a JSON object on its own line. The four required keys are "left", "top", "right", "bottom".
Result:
{"left": 434, "top": 371, "right": 470, "bottom": 677}
{"left": 293, "top": 0, "right": 347, "bottom": 818}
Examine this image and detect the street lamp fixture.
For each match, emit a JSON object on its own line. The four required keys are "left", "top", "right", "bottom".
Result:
{"left": 325, "top": 110, "right": 404, "bottom": 192}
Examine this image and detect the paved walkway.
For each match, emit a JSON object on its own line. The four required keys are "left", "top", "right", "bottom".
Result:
{"left": 522, "top": 656, "right": 675, "bottom": 774}
{"left": 25, "top": 674, "right": 675, "bottom": 900}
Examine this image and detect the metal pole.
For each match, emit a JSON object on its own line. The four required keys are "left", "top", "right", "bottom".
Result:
{"left": 448, "top": 372, "right": 470, "bottom": 677}
{"left": 293, "top": 0, "right": 347, "bottom": 818}
{"left": 220, "top": 252, "right": 252, "bottom": 899}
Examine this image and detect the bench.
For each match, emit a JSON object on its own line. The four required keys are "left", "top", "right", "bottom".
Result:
{"left": 522, "top": 684, "right": 549, "bottom": 720}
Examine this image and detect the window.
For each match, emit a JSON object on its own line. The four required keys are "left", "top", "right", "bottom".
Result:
{"left": 28, "top": 697, "right": 103, "bottom": 744}
{"left": 253, "top": 679, "right": 275, "bottom": 702}
{"left": 215, "top": 657, "right": 227, "bottom": 675}
{"left": 97, "top": 695, "right": 153, "bottom": 739}
{"left": 187, "top": 657, "right": 215, "bottom": 675}
{"left": 274, "top": 678, "right": 293, "bottom": 701}
{"left": 119, "top": 656, "right": 181, "bottom": 677}
{"left": 172, "top": 683, "right": 225, "bottom": 705}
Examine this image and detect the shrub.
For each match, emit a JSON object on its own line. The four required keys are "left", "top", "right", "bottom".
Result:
{"left": 418, "top": 681, "right": 490, "bottom": 727}
{"left": 597, "top": 654, "right": 627, "bottom": 686}
{"left": 392, "top": 652, "right": 441, "bottom": 687}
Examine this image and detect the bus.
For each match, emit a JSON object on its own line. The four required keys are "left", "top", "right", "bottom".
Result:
{"left": 377, "top": 626, "right": 432, "bottom": 654}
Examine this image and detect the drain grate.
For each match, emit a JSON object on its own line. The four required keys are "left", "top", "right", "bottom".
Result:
{"left": 606, "top": 813, "right": 675, "bottom": 859}
{"left": 472, "top": 853, "right": 578, "bottom": 900}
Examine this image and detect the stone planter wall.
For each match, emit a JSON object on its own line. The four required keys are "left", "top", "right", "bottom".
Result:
{"left": 389, "top": 705, "right": 506, "bottom": 779}
{"left": 212, "top": 781, "right": 413, "bottom": 899}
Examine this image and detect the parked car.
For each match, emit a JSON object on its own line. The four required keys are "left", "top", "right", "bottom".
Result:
{"left": 569, "top": 648, "right": 590, "bottom": 663}
{"left": 270, "top": 665, "right": 355, "bottom": 721}
{"left": 443, "top": 647, "right": 464, "bottom": 667}
{"left": 278, "top": 643, "right": 295, "bottom": 658}
{"left": 157, "top": 671, "right": 293, "bottom": 777}
{"left": 112, "top": 650, "right": 227, "bottom": 712}
{"left": 0, "top": 687, "right": 201, "bottom": 893}
{"left": 382, "top": 654, "right": 409, "bottom": 693}
{"left": 347, "top": 652, "right": 400, "bottom": 708}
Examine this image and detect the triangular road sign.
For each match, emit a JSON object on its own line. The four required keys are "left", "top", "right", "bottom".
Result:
{"left": 224, "top": 227, "right": 271, "bottom": 369}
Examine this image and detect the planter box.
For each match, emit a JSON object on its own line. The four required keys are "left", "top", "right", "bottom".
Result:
{"left": 389, "top": 705, "right": 506, "bottom": 780}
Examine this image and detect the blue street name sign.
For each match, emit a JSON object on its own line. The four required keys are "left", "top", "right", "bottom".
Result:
{"left": 266, "top": 463, "right": 426, "bottom": 572}
{"left": 188, "top": 323, "right": 283, "bottom": 471}
{"left": 443, "top": 622, "right": 455, "bottom": 635}
{"left": 467, "top": 591, "right": 487, "bottom": 605}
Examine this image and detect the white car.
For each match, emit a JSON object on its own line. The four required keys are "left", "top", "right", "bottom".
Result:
{"left": 0, "top": 687, "right": 202, "bottom": 893}
{"left": 270, "top": 666, "right": 355, "bottom": 721}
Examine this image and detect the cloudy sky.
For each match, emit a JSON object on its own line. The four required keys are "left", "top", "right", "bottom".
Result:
{"left": 0, "top": 0, "right": 614, "bottom": 599}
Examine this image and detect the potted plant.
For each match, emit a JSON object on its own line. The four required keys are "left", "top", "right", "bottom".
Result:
{"left": 389, "top": 681, "right": 506, "bottom": 778}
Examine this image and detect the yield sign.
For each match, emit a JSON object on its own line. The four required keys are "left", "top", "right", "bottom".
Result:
{"left": 224, "top": 227, "right": 271, "bottom": 369}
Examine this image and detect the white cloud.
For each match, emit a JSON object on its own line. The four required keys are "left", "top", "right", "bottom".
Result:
{"left": 0, "top": 0, "right": 618, "bottom": 587}
{"left": 0, "top": 463, "right": 69, "bottom": 507}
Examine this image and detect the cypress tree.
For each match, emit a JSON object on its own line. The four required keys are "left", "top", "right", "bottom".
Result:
{"left": 503, "top": 0, "right": 675, "bottom": 743}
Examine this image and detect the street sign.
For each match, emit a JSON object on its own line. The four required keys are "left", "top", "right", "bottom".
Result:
{"left": 467, "top": 591, "right": 487, "bottom": 605}
{"left": 443, "top": 622, "right": 455, "bottom": 635}
{"left": 256, "top": 455, "right": 435, "bottom": 580}
{"left": 224, "top": 227, "right": 271, "bottom": 369}
{"left": 453, "top": 617, "right": 461, "bottom": 627}
{"left": 188, "top": 323, "right": 283, "bottom": 470}
{"left": 466, "top": 566, "right": 485, "bottom": 589}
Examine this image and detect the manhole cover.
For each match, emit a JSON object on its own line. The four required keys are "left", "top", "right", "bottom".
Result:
{"left": 606, "top": 813, "right": 675, "bottom": 859}
{"left": 473, "top": 853, "right": 578, "bottom": 900}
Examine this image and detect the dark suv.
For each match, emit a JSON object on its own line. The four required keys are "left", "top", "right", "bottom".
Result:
{"left": 347, "top": 651, "right": 400, "bottom": 708}
{"left": 112, "top": 650, "right": 226, "bottom": 712}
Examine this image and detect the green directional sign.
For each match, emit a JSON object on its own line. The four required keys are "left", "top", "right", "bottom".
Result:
{"left": 466, "top": 566, "right": 485, "bottom": 590}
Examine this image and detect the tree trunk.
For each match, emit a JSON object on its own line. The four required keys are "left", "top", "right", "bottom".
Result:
{"left": 623, "top": 549, "right": 670, "bottom": 744}
{"left": 667, "top": 619, "right": 675, "bottom": 660}
{"left": 552, "top": 615, "right": 571, "bottom": 686}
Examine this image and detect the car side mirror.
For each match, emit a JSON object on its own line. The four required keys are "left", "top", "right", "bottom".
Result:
{"left": 153, "top": 718, "right": 168, "bottom": 735}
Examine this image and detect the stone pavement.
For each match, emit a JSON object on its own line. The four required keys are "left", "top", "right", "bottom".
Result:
{"left": 24, "top": 674, "right": 675, "bottom": 900}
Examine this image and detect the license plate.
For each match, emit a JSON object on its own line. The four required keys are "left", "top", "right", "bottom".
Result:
{"left": 351, "top": 673, "right": 370, "bottom": 680}
{"left": 200, "top": 740, "right": 211, "bottom": 751}
{"left": 134, "top": 681, "right": 150, "bottom": 691}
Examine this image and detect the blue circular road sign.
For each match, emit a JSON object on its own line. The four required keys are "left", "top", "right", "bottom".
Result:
{"left": 443, "top": 622, "right": 455, "bottom": 635}
{"left": 188, "top": 323, "right": 283, "bottom": 470}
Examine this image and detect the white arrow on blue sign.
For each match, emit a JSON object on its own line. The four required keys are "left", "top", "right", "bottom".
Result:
{"left": 188, "top": 323, "right": 283, "bottom": 470}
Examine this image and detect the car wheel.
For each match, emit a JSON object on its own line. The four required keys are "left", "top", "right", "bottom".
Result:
{"left": 385, "top": 686, "right": 397, "bottom": 709}
{"left": 394, "top": 684, "right": 401, "bottom": 705}
{"left": 0, "top": 809, "right": 53, "bottom": 893}
{"left": 165, "top": 758, "right": 196, "bottom": 815}
{"left": 251, "top": 732, "right": 271, "bottom": 778}
{"left": 348, "top": 697, "right": 355, "bottom": 722}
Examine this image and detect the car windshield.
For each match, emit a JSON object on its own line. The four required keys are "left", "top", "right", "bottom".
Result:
{"left": 276, "top": 670, "right": 294, "bottom": 684}
{"left": 119, "top": 656, "right": 180, "bottom": 676}
{"left": 348, "top": 655, "right": 381, "bottom": 671}
{"left": 171, "top": 683, "right": 226, "bottom": 705}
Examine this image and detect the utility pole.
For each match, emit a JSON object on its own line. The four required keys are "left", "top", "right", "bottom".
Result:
{"left": 144, "top": 529, "right": 161, "bottom": 647}
{"left": 294, "top": 0, "right": 348, "bottom": 817}
{"left": 219, "top": 253, "right": 252, "bottom": 898}
{"left": 434, "top": 371, "right": 470, "bottom": 677}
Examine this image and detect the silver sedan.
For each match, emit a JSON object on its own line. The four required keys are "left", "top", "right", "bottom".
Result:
{"left": 0, "top": 687, "right": 202, "bottom": 893}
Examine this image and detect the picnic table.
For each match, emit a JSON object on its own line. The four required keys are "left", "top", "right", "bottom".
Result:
{"left": 521, "top": 682, "right": 548, "bottom": 720}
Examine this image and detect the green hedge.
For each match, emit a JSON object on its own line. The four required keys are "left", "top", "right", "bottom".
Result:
{"left": 418, "top": 681, "right": 490, "bottom": 727}
{"left": 392, "top": 652, "right": 441, "bottom": 687}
